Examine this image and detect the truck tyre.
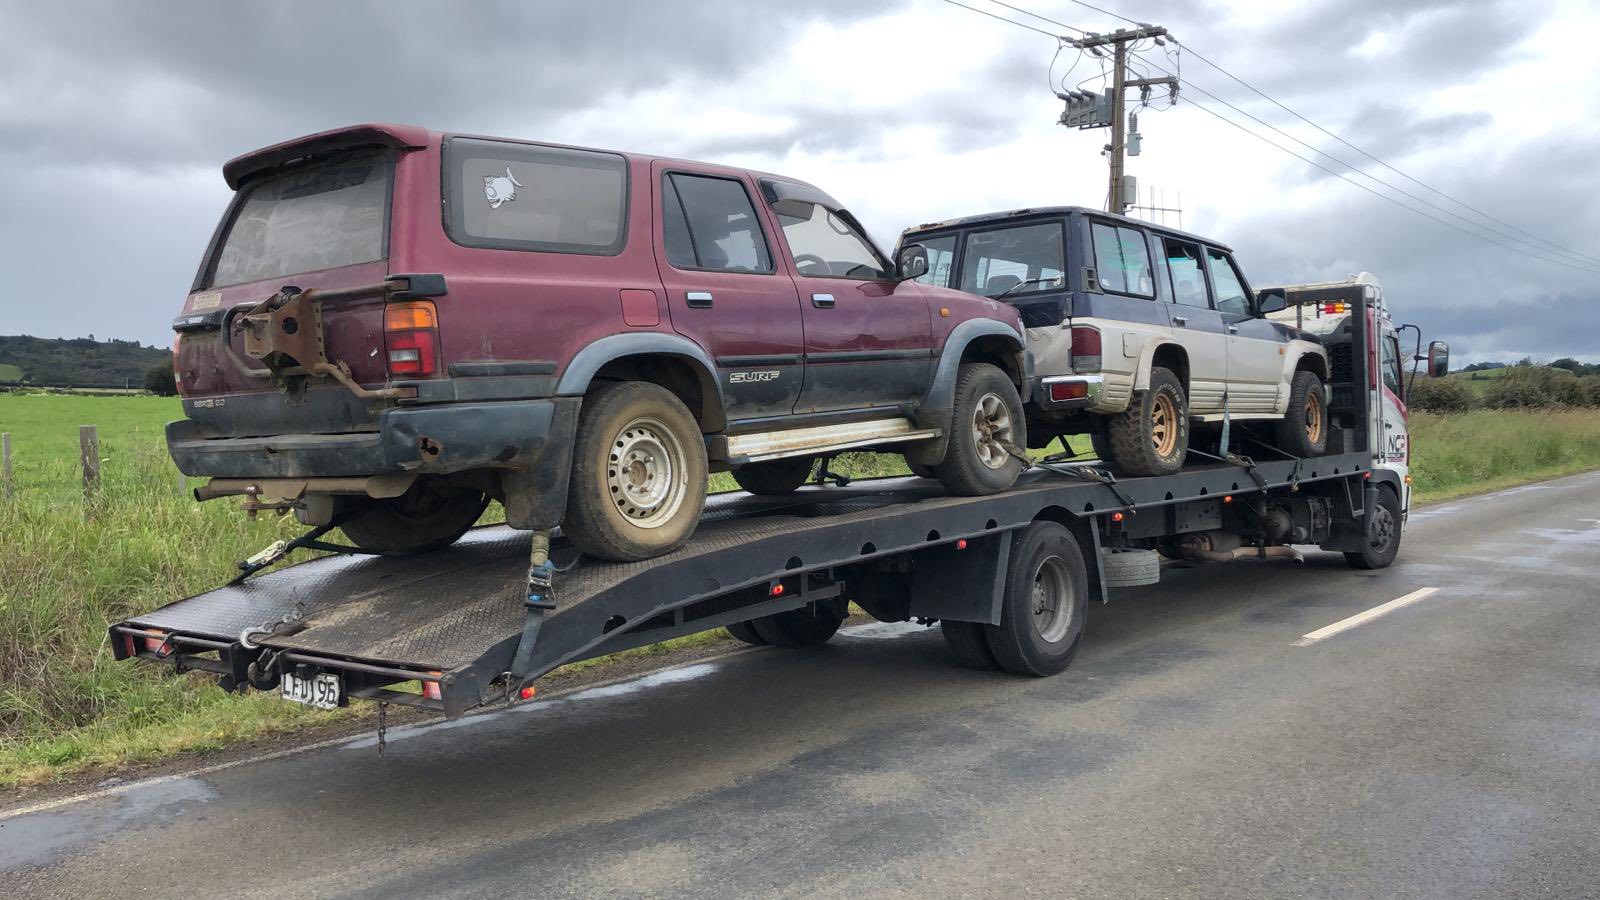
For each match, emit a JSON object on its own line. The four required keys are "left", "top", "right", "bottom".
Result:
{"left": 935, "top": 363, "right": 1026, "bottom": 496}
{"left": 338, "top": 479, "right": 488, "bottom": 557}
{"left": 941, "top": 620, "right": 1000, "bottom": 670}
{"left": 732, "top": 457, "right": 814, "bottom": 495}
{"left": 1102, "top": 548, "right": 1160, "bottom": 587}
{"left": 751, "top": 604, "right": 845, "bottom": 648}
{"left": 563, "top": 381, "right": 708, "bottom": 562}
{"left": 1345, "top": 486, "right": 1402, "bottom": 570}
{"left": 725, "top": 620, "right": 769, "bottom": 646}
{"left": 1277, "top": 370, "right": 1330, "bottom": 457}
{"left": 1104, "top": 366, "right": 1188, "bottom": 476}
{"left": 984, "top": 521, "right": 1089, "bottom": 676}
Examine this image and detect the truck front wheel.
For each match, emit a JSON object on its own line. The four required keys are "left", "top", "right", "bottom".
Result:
{"left": 563, "top": 381, "right": 708, "bottom": 562}
{"left": 1104, "top": 366, "right": 1188, "bottom": 476}
{"left": 984, "top": 521, "right": 1089, "bottom": 676}
{"left": 338, "top": 479, "right": 488, "bottom": 557}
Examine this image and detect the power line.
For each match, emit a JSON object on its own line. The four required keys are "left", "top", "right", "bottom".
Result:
{"left": 980, "top": 0, "right": 1085, "bottom": 34}
{"left": 935, "top": 0, "right": 1063, "bottom": 39}
{"left": 1170, "top": 39, "right": 1600, "bottom": 268}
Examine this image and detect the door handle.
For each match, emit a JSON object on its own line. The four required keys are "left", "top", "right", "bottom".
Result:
{"left": 1227, "top": 325, "right": 1239, "bottom": 334}
{"left": 811, "top": 293, "right": 836, "bottom": 309}
{"left": 686, "top": 291, "right": 713, "bottom": 308}
{"left": 1172, "top": 316, "right": 1188, "bottom": 326}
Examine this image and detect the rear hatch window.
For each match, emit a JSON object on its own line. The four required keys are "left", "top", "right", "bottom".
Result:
{"left": 205, "top": 150, "right": 391, "bottom": 289}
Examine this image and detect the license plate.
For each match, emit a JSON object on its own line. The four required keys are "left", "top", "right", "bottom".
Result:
{"left": 281, "top": 671, "right": 342, "bottom": 709}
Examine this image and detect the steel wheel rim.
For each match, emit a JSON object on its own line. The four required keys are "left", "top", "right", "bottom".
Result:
{"left": 606, "top": 416, "right": 689, "bottom": 529}
{"left": 972, "top": 391, "right": 1015, "bottom": 470}
{"left": 1151, "top": 392, "right": 1179, "bottom": 458}
{"left": 1305, "top": 390, "right": 1325, "bottom": 444}
{"left": 1031, "top": 555, "right": 1075, "bottom": 644}
{"left": 1369, "top": 504, "right": 1395, "bottom": 552}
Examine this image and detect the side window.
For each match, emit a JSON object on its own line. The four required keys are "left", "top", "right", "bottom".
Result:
{"left": 958, "top": 222, "right": 1064, "bottom": 297}
{"left": 1382, "top": 334, "right": 1404, "bottom": 398}
{"left": 1206, "top": 248, "right": 1251, "bottom": 317}
{"left": 913, "top": 234, "right": 957, "bottom": 287}
{"left": 445, "top": 138, "right": 627, "bottom": 255}
{"left": 772, "top": 201, "right": 890, "bottom": 279}
{"left": 1162, "top": 238, "right": 1210, "bottom": 308}
{"left": 661, "top": 173, "right": 772, "bottom": 273}
{"left": 1088, "top": 222, "right": 1153, "bottom": 297}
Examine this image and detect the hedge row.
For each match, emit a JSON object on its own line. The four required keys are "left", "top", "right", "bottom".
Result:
{"left": 1410, "top": 367, "right": 1600, "bottom": 413}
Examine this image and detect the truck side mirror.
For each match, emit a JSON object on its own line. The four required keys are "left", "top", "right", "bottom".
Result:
{"left": 1428, "top": 340, "right": 1450, "bottom": 378}
{"left": 1255, "top": 289, "right": 1287, "bottom": 315}
{"left": 896, "top": 244, "right": 929, "bottom": 282}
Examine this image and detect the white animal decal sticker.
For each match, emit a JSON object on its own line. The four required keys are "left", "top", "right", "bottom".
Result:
{"left": 483, "top": 166, "right": 522, "bottom": 209}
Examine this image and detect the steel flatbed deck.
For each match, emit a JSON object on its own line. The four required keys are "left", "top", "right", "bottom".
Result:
{"left": 113, "top": 450, "right": 1378, "bottom": 718}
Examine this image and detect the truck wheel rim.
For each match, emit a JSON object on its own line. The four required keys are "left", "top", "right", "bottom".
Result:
{"left": 1151, "top": 392, "right": 1179, "bottom": 458}
{"left": 1031, "top": 555, "right": 1075, "bottom": 643}
{"left": 972, "top": 391, "right": 1015, "bottom": 470}
{"left": 1305, "top": 391, "right": 1325, "bottom": 444}
{"left": 1369, "top": 504, "right": 1395, "bottom": 551}
{"left": 607, "top": 416, "right": 688, "bottom": 529}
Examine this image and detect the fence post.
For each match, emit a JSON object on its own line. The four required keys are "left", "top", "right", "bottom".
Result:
{"left": 2, "top": 432, "right": 11, "bottom": 500}
{"left": 80, "top": 424, "right": 100, "bottom": 504}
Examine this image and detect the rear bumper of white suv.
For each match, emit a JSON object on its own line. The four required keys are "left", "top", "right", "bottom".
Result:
{"left": 1034, "top": 374, "right": 1104, "bottom": 410}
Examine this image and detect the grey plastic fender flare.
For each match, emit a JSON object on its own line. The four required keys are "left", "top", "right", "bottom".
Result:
{"left": 906, "top": 318, "right": 1027, "bottom": 467}
{"left": 555, "top": 332, "right": 726, "bottom": 420}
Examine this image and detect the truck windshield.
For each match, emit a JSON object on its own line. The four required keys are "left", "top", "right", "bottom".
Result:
{"left": 206, "top": 151, "right": 390, "bottom": 289}
{"left": 959, "top": 222, "right": 1065, "bottom": 298}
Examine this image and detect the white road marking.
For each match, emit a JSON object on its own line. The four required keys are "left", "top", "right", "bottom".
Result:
{"left": 1293, "top": 587, "right": 1440, "bottom": 646}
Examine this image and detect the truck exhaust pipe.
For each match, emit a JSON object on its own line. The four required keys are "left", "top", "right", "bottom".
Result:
{"left": 1178, "top": 531, "right": 1305, "bottom": 565}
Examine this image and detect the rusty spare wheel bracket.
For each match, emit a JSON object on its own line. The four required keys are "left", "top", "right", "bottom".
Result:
{"left": 234, "top": 283, "right": 413, "bottom": 402}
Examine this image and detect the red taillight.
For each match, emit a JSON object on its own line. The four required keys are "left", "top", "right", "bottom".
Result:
{"left": 421, "top": 672, "right": 443, "bottom": 701}
{"left": 384, "top": 301, "right": 440, "bottom": 377}
{"left": 1070, "top": 325, "right": 1102, "bottom": 373}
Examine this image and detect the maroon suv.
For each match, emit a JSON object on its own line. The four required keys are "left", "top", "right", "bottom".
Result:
{"left": 168, "top": 124, "right": 1031, "bottom": 561}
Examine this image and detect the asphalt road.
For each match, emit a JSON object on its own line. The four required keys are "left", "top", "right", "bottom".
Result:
{"left": 5, "top": 473, "right": 1599, "bottom": 899}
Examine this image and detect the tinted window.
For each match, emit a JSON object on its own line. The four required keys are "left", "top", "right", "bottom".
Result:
{"left": 958, "top": 222, "right": 1065, "bottom": 297}
{"left": 1206, "top": 248, "right": 1251, "bottom": 317}
{"left": 1382, "top": 333, "right": 1404, "bottom": 397}
{"left": 662, "top": 174, "right": 772, "bottom": 272}
{"left": 1089, "top": 223, "right": 1154, "bottom": 297}
{"left": 773, "top": 201, "right": 888, "bottom": 279}
{"left": 446, "top": 138, "right": 627, "bottom": 254}
{"left": 912, "top": 234, "right": 957, "bottom": 287}
{"left": 209, "top": 151, "right": 389, "bottom": 288}
{"left": 1162, "top": 238, "right": 1210, "bottom": 308}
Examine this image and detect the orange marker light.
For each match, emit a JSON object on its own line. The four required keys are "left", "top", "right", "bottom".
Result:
{"left": 383, "top": 301, "right": 438, "bottom": 330}
{"left": 939, "top": 307, "right": 950, "bottom": 317}
{"left": 519, "top": 686, "right": 537, "bottom": 701}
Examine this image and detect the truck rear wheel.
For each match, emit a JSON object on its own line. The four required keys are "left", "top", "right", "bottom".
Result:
{"left": 725, "top": 620, "right": 769, "bottom": 645}
{"left": 941, "top": 620, "right": 1000, "bottom": 670}
{"left": 984, "top": 521, "right": 1088, "bottom": 676}
{"left": 1345, "top": 486, "right": 1402, "bottom": 569}
{"left": 732, "top": 457, "right": 814, "bottom": 495}
{"left": 1277, "top": 370, "right": 1330, "bottom": 457}
{"left": 935, "top": 363, "right": 1025, "bottom": 496}
{"left": 1104, "top": 366, "right": 1188, "bottom": 476}
{"left": 751, "top": 604, "right": 845, "bottom": 647}
{"left": 338, "top": 479, "right": 488, "bottom": 557}
{"left": 563, "top": 381, "right": 707, "bottom": 562}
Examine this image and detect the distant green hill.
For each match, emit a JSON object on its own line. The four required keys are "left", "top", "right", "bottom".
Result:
{"left": 0, "top": 335, "right": 170, "bottom": 387}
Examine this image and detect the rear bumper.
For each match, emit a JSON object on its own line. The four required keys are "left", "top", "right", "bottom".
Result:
{"left": 167, "top": 398, "right": 580, "bottom": 480}
{"left": 1033, "top": 374, "right": 1104, "bottom": 411}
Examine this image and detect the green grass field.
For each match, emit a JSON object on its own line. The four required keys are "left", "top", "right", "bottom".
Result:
{"left": 3, "top": 393, "right": 1599, "bottom": 788}
{"left": 0, "top": 364, "right": 23, "bottom": 382}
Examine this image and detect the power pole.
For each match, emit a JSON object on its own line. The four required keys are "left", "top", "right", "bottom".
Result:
{"left": 1068, "top": 26, "right": 1177, "bottom": 215}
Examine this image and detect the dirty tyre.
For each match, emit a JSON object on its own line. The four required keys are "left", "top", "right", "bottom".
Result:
{"left": 905, "top": 460, "right": 937, "bottom": 479}
{"left": 1105, "top": 366, "right": 1188, "bottom": 476}
{"left": 338, "top": 480, "right": 488, "bottom": 557}
{"left": 1089, "top": 430, "right": 1113, "bottom": 463}
{"left": 941, "top": 620, "right": 1001, "bottom": 670}
{"left": 726, "top": 619, "right": 769, "bottom": 646}
{"left": 1345, "top": 486, "right": 1402, "bottom": 570}
{"left": 935, "top": 363, "right": 1025, "bottom": 496}
{"left": 751, "top": 604, "right": 845, "bottom": 648}
{"left": 984, "top": 521, "right": 1088, "bottom": 677}
{"left": 1277, "top": 370, "right": 1330, "bottom": 457}
{"left": 732, "top": 457, "right": 814, "bottom": 495}
{"left": 563, "top": 381, "right": 708, "bottom": 562}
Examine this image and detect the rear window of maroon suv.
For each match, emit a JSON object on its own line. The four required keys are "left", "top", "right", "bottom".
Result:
{"left": 443, "top": 137, "right": 628, "bottom": 255}
{"left": 205, "top": 150, "right": 391, "bottom": 289}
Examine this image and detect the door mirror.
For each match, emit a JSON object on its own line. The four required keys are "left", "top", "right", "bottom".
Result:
{"left": 896, "top": 244, "right": 929, "bottom": 282}
{"left": 1427, "top": 340, "right": 1450, "bottom": 378}
{"left": 1255, "top": 289, "right": 1287, "bottom": 315}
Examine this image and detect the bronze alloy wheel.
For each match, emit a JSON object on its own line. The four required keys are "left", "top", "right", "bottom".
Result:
{"left": 1305, "top": 389, "right": 1326, "bottom": 445}
{"left": 1150, "top": 391, "right": 1180, "bottom": 458}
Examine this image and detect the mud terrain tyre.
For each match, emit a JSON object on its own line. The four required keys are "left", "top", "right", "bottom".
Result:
{"left": 338, "top": 479, "right": 488, "bottom": 557}
{"left": 1104, "top": 366, "right": 1188, "bottom": 476}
{"left": 1344, "top": 485, "right": 1402, "bottom": 570}
{"left": 732, "top": 457, "right": 815, "bottom": 495}
{"left": 1277, "top": 370, "right": 1330, "bottom": 458}
{"left": 563, "top": 381, "right": 707, "bottom": 562}
{"left": 935, "top": 363, "right": 1025, "bottom": 496}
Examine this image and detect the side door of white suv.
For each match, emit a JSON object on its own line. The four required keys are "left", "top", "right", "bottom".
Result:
{"left": 1205, "top": 245, "right": 1284, "bottom": 414}
{"left": 1152, "top": 233, "right": 1228, "bottom": 415}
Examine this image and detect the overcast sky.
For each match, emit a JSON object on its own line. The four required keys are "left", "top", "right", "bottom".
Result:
{"left": 2, "top": 0, "right": 1596, "bottom": 363}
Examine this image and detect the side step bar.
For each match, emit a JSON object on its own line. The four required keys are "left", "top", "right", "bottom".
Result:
{"left": 725, "top": 418, "right": 941, "bottom": 464}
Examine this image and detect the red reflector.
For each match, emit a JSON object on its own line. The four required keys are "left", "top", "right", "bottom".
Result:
{"left": 1111, "top": 511, "right": 1124, "bottom": 522}
{"left": 519, "top": 686, "right": 538, "bottom": 701}
{"left": 422, "top": 673, "right": 443, "bottom": 701}
{"left": 770, "top": 582, "right": 785, "bottom": 597}
{"left": 956, "top": 539, "right": 968, "bottom": 550}
{"left": 142, "top": 631, "right": 171, "bottom": 657}
{"left": 121, "top": 633, "right": 138, "bottom": 658}
{"left": 1223, "top": 495, "right": 1233, "bottom": 504}
{"left": 1049, "top": 381, "right": 1088, "bottom": 402}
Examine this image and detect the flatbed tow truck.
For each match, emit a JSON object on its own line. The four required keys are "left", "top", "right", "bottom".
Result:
{"left": 111, "top": 287, "right": 1419, "bottom": 729}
